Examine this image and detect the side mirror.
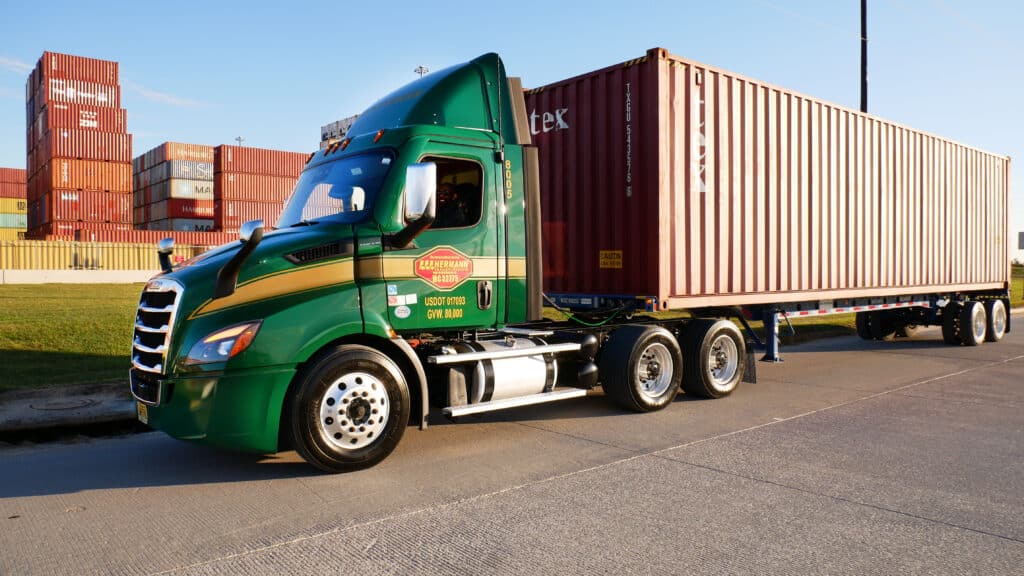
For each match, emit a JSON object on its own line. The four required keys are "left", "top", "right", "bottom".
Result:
{"left": 239, "top": 219, "right": 265, "bottom": 244}
{"left": 390, "top": 163, "right": 437, "bottom": 249}
{"left": 404, "top": 163, "right": 436, "bottom": 220}
{"left": 157, "top": 237, "right": 174, "bottom": 273}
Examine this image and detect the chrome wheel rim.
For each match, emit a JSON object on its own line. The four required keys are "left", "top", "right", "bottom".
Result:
{"left": 972, "top": 307, "right": 987, "bottom": 341}
{"left": 636, "top": 343, "right": 674, "bottom": 398}
{"left": 319, "top": 371, "right": 390, "bottom": 451}
{"left": 708, "top": 334, "right": 739, "bottom": 391}
{"left": 992, "top": 302, "right": 1006, "bottom": 336}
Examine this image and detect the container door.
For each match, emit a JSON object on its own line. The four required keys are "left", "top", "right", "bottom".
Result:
{"left": 384, "top": 146, "right": 499, "bottom": 331}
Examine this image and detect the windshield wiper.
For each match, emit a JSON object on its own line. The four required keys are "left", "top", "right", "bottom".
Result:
{"left": 288, "top": 219, "right": 320, "bottom": 228}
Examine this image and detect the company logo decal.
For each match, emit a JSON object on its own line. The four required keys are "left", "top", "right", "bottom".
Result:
{"left": 414, "top": 247, "right": 473, "bottom": 290}
{"left": 529, "top": 107, "right": 569, "bottom": 134}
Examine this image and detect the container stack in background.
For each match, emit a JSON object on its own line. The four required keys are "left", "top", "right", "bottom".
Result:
{"left": 24, "top": 51, "right": 132, "bottom": 239}
{"left": 133, "top": 142, "right": 215, "bottom": 231}
{"left": 214, "top": 145, "right": 308, "bottom": 233}
{"left": 0, "top": 168, "right": 28, "bottom": 241}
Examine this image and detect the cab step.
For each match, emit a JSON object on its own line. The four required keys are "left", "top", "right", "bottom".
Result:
{"left": 443, "top": 388, "right": 588, "bottom": 418}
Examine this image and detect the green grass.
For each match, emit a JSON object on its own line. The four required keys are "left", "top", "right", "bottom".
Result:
{"left": 0, "top": 284, "right": 141, "bottom": 392}
{"left": 1012, "top": 265, "right": 1023, "bottom": 308}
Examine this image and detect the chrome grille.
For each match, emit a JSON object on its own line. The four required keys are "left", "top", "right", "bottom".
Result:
{"left": 131, "top": 278, "right": 183, "bottom": 405}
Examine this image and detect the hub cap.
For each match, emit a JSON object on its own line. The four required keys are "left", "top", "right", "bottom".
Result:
{"left": 993, "top": 303, "right": 1006, "bottom": 335}
{"left": 972, "top": 307, "right": 987, "bottom": 341}
{"left": 636, "top": 343, "right": 674, "bottom": 398}
{"left": 319, "top": 371, "right": 390, "bottom": 451}
{"left": 707, "top": 334, "right": 739, "bottom": 391}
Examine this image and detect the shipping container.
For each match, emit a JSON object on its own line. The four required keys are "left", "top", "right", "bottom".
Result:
{"left": 213, "top": 199, "right": 285, "bottom": 229}
{"left": 214, "top": 145, "right": 309, "bottom": 177}
{"left": 134, "top": 160, "right": 214, "bottom": 189}
{"left": 36, "top": 158, "right": 132, "bottom": 193}
{"left": 0, "top": 214, "right": 27, "bottom": 228}
{"left": 41, "top": 190, "right": 132, "bottom": 223}
{"left": 32, "top": 103, "right": 128, "bottom": 142}
{"left": 0, "top": 241, "right": 222, "bottom": 271}
{"left": 214, "top": 172, "right": 297, "bottom": 202}
{"left": 0, "top": 183, "right": 27, "bottom": 199}
{"left": 146, "top": 218, "right": 215, "bottom": 231}
{"left": 29, "top": 130, "right": 133, "bottom": 173}
{"left": 525, "top": 48, "right": 1010, "bottom": 308}
{"left": 0, "top": 168, "right": 27, "bottom": 183}
{"left": 72, "top": 228, "right": 235, "bottom": 245}
{"left": 133, "top": 142, "right": 214, "bottom": 172}
{"left": 0, "top": 198, "right": 28, "bottom": 213}
{"left": 148, "top": 178, "right": 214, "bottom": 202}
{"left": 0, "top": 229, "right": 26, "bottom": 242}
{"left": 34, "top": 77, "right": 120, "bottom": 111}
{"left": 37, "top": 51, "right": 119, "bottom": 85}
{"left": 148, "top": 198, "right": 215, "bottom": 220}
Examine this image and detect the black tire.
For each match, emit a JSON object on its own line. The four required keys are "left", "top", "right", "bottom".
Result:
{"left": 959, "top": 301, "right": 986, "bottom": 347}
{"left": 855, "top": 312, "right": 873, "bottom": 340}
{"left": 897, "top": 324, "right": 920, "bottom": 338}
{"left": 984, "top": 299, "right": 1007, "bottom": 343}
{"left": 599, "top": 325, "right": 682, "bottom": 412}
{"left": 869, "top": 311, "right": 896, "bottom": 341}
{"left": 941, "top": 303, "right": 961, "bottom": 345}
{"left": 290, "top": 345, "right": 410, "bottom": 472}
{"left": 680, "top": 319, "right": 746, "bottom": 399}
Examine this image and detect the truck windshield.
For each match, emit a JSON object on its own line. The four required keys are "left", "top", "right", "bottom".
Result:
{"left": 277, "top": 152, "right": 393, "bottom": 227}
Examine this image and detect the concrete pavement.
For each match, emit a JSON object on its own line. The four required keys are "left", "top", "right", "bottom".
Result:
{"left": 1, "top": 322, "right": 1021, "bottom": 575}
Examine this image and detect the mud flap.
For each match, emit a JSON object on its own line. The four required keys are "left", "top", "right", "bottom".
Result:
{"left": 742, "top": 339, "right": 758, "bottom": 384}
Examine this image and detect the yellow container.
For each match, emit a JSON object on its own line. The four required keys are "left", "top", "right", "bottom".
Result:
{"left": 0, "top": 198, "right": 27, "bottom": 214}
{"left": 0, "top": 240, "right": 216, "bottom": 270}
{"left": 0, "top": 228, "right": 26, "bottom": 242}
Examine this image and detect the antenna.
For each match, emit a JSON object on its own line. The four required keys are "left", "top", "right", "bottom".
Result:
{"left": 235, "top": 136, "right": 245, "bottom": 147}
{"left": 414, "top": 65, "right": 429, "bottom": 77}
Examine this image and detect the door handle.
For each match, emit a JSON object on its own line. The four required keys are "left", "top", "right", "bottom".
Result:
{"left": 477, "top": 280, "right": 493, "bottom": 310}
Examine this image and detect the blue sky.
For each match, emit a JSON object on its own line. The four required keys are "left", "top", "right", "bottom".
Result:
{"left": 1, "top": 0, "right": 1021, "bottom": 256}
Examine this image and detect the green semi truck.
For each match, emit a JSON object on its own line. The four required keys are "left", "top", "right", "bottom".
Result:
{"left": 132, "top": 50, "right": 1011, "bottom": 471}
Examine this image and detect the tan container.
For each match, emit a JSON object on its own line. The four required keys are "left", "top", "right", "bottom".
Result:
{"left": 0, "top": 241, "right": 214, "bottom": 270}
{"left": 527, "top": 48, "right": 1011, "bottom": 308}
{"left": 0, "top": 198, "right": 28, "bottom": 214}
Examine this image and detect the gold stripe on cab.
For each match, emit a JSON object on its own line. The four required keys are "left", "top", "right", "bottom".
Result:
{"left": 191, "top": 259, "right": 356, "bottom": 317}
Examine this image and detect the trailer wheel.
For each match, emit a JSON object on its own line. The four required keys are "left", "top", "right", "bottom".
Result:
{"left": 869, "top": 311, "right": 896, "bottom": 341}
{"left": 855, "top": 312, "right": 873, "bottom": 340}
{"left": 599, "top": 325, "right": 682, "bottom": 412}
{"left": 984, "top": 300, "right": 1007, "bottom": 342}
{"left": 959, "top": 301, "right": 987, "bottom": 347}
{"left": 681, "top": 319, "right": 746, "bottom": 399}
{"left": 290, "top": 345, "right": 410, "bottom": 472}
{"left": 941, "top": 303, "right": 961, "bottom": 345}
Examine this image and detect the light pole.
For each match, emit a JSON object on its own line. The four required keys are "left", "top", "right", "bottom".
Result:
{"left": 414, "top": 65, "right": 429, "bottom": 78}
{"left": 861, "top": 0, "right": 868, "bottom": 113}
{"left": 235, "top": 136, "right": 245, "bottom": 147}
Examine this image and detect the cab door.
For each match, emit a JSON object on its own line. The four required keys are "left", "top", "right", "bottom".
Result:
{"left": 383, "top": 143, "right": 500, "bottom": 331}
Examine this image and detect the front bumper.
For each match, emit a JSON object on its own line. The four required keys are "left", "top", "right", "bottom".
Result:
{"left": 133, "top": 365, "right": 296, "bottom": 453}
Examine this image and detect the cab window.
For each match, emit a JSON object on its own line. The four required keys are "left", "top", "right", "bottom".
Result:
{"left": 423, "top": 157, "right": 482, "bottom": 229}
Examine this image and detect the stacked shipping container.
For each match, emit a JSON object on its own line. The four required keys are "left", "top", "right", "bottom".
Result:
{"left": 213, "top": 145, "right": 307, "bottom": 233}
{"left": 0, "top": 168, "right": 28, "bottom": 241}
{"left": 24, "top": 51, "right": 132, "bottom": 239}
{"left": 133, "top": 142, "right": 215, "bottom": 231}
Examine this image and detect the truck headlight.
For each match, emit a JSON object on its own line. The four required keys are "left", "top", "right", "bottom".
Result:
{"left": 185, "top": 321, "right": 262, "bottom": 365}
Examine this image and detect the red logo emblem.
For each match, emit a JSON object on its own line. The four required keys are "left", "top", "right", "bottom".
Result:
{"left": 414, "top": 247, "right": 473, "bottom": 290}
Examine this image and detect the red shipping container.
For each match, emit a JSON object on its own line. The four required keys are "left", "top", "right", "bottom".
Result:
{"left": 33, "top": 103, "right": 128, "bottom": 143}
{"left": 133, "top": 205, "right": 148, "bottom": 225}
{"left": 0, "top": 183, "right": 27, "bottom": 199}
{"left": 37, "top": 52, "right": 119, "bottom": 85}
{"left": 149, "top": 198, "right": 215, "bottom": 220}
{"left": 215, "top": 172, "right": 297, "bottom": 202}
{"left": 0, "top": 168, "right": 27, "bottom": 183}
{"left": 31, "top": 130, "right": 133, "bottom": 174}
{"left": 214, "top": 145, "right": 309, "bottom": 177}
{"left": 37, "top": 158, "right": 131, "bottom": 193}
{"left": 214, "top": 199, "right": 284, "bottom": 229}
{"left": 134, "top": 142, "right": 214, "bottom": 172}
{"left": 42, "top": 190, "right": 132, "bottom": 223}
{"left": 526, "top": 48, "right": 1010, "bottom": 307}
{"left": 147, "top": 218, "right": 215, "bottom": 231}
{"left": 35, "top": 77, "right": 120, "bottom": 110}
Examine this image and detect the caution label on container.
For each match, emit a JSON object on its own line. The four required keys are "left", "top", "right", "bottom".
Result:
{"left": 599, "top": 250, "right": 623, "bottom": 269}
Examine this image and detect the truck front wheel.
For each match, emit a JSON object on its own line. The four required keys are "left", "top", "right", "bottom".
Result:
{"left": 290, "top": 345, "right": 410, "bottom": 472}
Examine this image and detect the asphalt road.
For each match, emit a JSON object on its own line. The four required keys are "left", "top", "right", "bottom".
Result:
{"left": 2, "top": 323, "right": 1023, "bottom": 575}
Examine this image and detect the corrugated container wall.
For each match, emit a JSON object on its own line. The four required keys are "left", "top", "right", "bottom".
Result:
{"left": 525, "top": 48, "right": 1010, "bottom": 309}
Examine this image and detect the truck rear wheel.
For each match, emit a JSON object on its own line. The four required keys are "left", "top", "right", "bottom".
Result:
{"left": 984, "top": 300, "right": 1007, "bottom": 342}
{"left": 290, "top": 345, "right": 410, "bottom": 472}
{"left": 941, "top": 303, "right": 961, "bottom": 345}
{"left": 959, "top": 301, "right": 987, "bottom": 347}
{"left": 869, "top": 311, "right": 896, "bottom": 340}
{"left": 599, "top": 325, "right": 682, "bottom": 412}
{"left": 681, "top": 319, "right": 746, "bottom": 399}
